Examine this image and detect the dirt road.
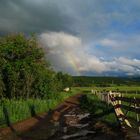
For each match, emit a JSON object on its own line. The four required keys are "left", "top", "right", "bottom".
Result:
{"left": 0, "top": 94, "right": 124, "bottom": 140}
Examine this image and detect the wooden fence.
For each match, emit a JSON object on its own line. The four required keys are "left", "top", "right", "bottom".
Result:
{"left": 92, "top": 90, "right": 140, "bottom": 134}
{"left": 110, "top": 95, "right": 140, "bottom": 133}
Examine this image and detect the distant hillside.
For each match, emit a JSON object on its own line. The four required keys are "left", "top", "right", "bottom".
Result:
{"left": 72, "top": 76, "right": 140, "bottom": 87}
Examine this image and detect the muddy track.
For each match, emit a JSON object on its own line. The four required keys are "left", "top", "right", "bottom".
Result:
{"left": 0, "top": 94, "right": 125, "bottom": 140}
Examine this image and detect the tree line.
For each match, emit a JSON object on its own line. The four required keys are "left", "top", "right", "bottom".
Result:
{"left": 73, "top": 76, "right": 140, "bottom": 87}
{"left": 0, "top": 34, "right": 73, "bottom": 99}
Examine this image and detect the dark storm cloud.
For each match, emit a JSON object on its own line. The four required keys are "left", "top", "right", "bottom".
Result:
{"left": 0, "top": 0, "right": 73, "bottom": 35}
{"left": 1, "top": 0, "right": 140, "bottom": 76}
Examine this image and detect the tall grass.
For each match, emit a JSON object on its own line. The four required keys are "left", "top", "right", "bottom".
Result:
{"left": 0, "top": 90, "right": 77, "bottom": 128}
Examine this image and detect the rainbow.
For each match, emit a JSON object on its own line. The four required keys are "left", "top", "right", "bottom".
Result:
{"left": 65, "top": 51, "right": 81, "bottom": 76}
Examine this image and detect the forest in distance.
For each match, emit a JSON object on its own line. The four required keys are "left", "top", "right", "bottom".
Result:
{"left": 73, "top": 76, "right": 140, "bottom": 87}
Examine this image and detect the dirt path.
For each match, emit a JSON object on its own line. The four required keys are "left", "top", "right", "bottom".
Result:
{"left": 0, "top": 94, "right": 124, "bottom": 140}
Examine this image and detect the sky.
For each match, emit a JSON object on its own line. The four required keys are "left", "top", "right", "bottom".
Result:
{"left": 1, "top": 0, "right": 140, "bottom": 76}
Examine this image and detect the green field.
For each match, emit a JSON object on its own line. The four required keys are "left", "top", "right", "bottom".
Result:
{"left": 74, "top": 86, "right": 140, "bottom": 95}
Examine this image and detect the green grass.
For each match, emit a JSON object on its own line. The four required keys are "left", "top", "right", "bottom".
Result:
{"left": 102, "top": 86, "right": 140, "bottom": 93}
{"left": 80, "top": 94, "right": 119, "bottom": 126}
{"left": 0, "top": 89, "right": 78, "bottom": 128}
{"left": 120, "top": 94, "right": 140, "bottom": 129}
{"left": 73, "top": 86, "right": 140, "bottom": 92}
{"left": 73, "top": 86, "right": 140, "bottom": 99}
{"left": 77, "top": 86, "right": 140, "bottom": 128}
{"left": 123, "top": 93, "right": 140, "bottom": 98}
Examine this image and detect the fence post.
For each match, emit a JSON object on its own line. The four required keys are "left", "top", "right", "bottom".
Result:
{"left": 137, "top": 112, "right": 140, "bottom": 134}
{"left": 118, "top": 93, "right": 121, "bottom": 105}
{"left": 134, "top": 97, "right": 140, "bottom": 133}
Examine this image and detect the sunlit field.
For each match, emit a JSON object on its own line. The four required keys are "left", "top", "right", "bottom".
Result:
{"left": 73, "top": 86, "right": 140, "bottom": 96}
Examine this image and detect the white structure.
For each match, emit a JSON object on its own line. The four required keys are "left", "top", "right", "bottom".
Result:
{"left": 63, "top": 87, "right": 70, "bottom": 92}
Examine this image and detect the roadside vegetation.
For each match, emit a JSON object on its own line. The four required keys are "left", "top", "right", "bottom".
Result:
{"left": 0, "top": 34, "right": 74, "bottom": 127}
{"left": 80, "top": 94, "right": 119, "bottom": 126}
{"left": 78, "top": 86, "right": 140, "bottom": 130}
{"left": 0, "top": 90, "right": 78, "bottom": 127}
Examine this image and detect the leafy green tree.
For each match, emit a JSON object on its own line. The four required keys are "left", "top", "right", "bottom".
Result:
{"left": 0, "top": 33, "right": 73, "bottom": 99}
{"left": 0, "top": 33, "right": 52, "bottom": 98}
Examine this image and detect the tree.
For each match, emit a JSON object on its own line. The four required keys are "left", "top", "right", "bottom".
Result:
{"left": 0, "top": 33, "right": 53, "bottom": 98}
{"left": 0, "top": 33, "right": 73, "bottom": 99}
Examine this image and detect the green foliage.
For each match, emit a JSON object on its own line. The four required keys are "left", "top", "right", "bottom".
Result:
{"left": 0, "top": 34, "right": 45, "bottom": 98}
{"left": 0, "top": 89, "right": 77, "bottom": 127}
{"left": 73, "top": 76, "right": 140, "bottom": 87}
{"left": 0, "top": 33, "right": 74, "bottom": 127}
{"left": 0, "top": 33, "right": 73, "bottom": 99}
{"left": 0, "top": 98, "right": 57, "bottom": 126}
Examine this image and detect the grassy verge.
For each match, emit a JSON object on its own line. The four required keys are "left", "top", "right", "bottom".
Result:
{"left": 120, "top": 94, "right": 140, "bottom": 129}
{"left": 76, "top": 86, "right": 140, "bottom": 129}
{"left": 80, "top": 94, "right": 119, "bottom": 126}
{"left": 73, "top": 86, "right": 140, "bottom": 93}
{"left": 123, "top": 93, "right": 140, "bottom": 98}
{"left": 0, "top": 89, "right": 78, "bottom": 128}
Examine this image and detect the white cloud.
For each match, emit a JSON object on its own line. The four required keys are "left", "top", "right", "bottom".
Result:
{"left": 40, "top": 32, "right": 81, "bottom": 49}
{"left": 93, "top": 33, "right": 140, "bottom": 58}
{"left": 39, "top": 32, "right": 83, "bottom": 75}
{"left": 117, "top": 57, "right": 140, "bottom": 67}
{"left": 39, "top": 32, "right": 140, "bottom": 76}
